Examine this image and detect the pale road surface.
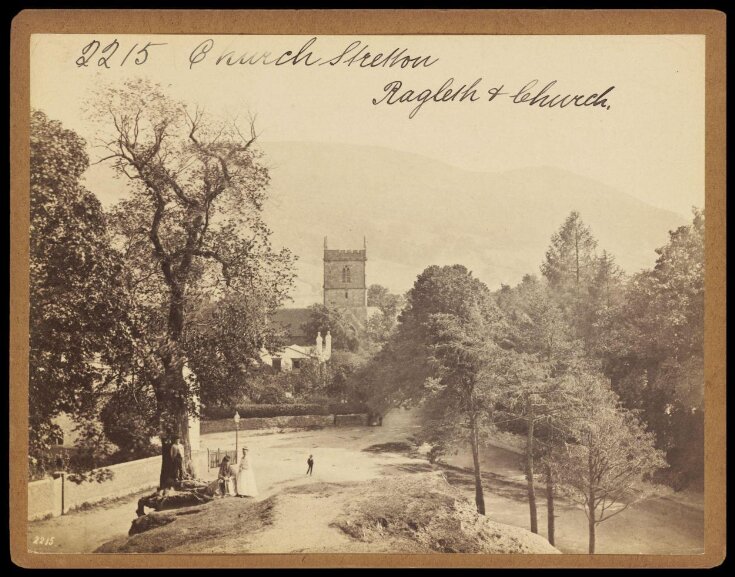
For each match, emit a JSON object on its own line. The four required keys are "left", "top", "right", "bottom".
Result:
{"left": 27, "top": 409, "right": 704, "bottom": 555}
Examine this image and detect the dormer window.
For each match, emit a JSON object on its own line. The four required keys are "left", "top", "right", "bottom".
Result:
{"left": 342, "top": 265, "right": 351, "bottom": 283}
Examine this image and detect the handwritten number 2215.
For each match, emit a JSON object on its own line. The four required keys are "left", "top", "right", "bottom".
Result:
{"left": 76, "top": 40, "right": 166, "bottom": 68}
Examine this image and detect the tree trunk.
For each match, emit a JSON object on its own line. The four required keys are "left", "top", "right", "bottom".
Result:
{"left": 158, "top": 286, "right": 197, "bottom": 482}
{"left": 545, "top": 464, "right": 555, "bottom": 546}
{"left": 588, "top": 451, "right": 596, "bottom": 554}
{"left": 525, "top": 398, "right": 538, "bottom": 534}
{"left": 177, "top": 410, "right": 197, "bottom": 478}
{"left": 470, "top": 417, "right": 486, "bottom": 515}
{"left": 588, "top": 507, "right": 596, "bottom": 554}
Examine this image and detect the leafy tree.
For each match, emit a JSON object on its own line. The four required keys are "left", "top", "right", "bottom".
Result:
{"left": 366, "top": 284, "right": 405, "bottom": 343}
{"left": 246, "top": 368, "right": 299, "bottom": 404}
{"left": 585, "top": 251, "right": 626, "bottom": 354}
{"left": 367, "top": 284, "right": 390, "bottom": 308}
{"left": 92, "top": 79, "right": 294, "bottom": 479}
{"left": 351, "top": 334, "right": 421, "bottom": 423}
{"left": 541, "top": 211, "right": 599, "bottom": 344}
{"left": 393, "top": 265, "right": 510, "bottom": 515}
{"left": 557, "top": 377, "right": 667, "bottom": 553}
{"left": 542, "top": 211, "right": 598, "bottom": 292}
{"left": 302, "top": 304, "right": 360, "bottom": 352}
{"left": 324, "top": 350, "right": 367, "bottom": 402}
{"left": 185, "top": 292, "right": 285, "bottom": 408}
{"left": 29, "top": 110, "right": 132, "bottom": 479}
{"left": 495, "top": 274, "right": 583, "bottom": 541}
{"left": 99, "top": 384, "right": 159, "bottom": 462}
{"left": 598, "top": 210, "right": 704, "bottom": 488}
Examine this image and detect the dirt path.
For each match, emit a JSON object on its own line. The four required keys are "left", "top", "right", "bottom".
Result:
{"left": 220, "top": 486, "right": 356, "bottom": 553}
{"left": 27, "top": 489, "right": 152, "bottom": 554}
{"left": 27, "top": 408, "right": 704, "bottom": 555}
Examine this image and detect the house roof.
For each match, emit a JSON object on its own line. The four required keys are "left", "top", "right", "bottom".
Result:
{"left": 281, "top": 345, "right": 314, "bottom": 359}
{"left": 269, "top": 308, "right": 312, "bottom": 340}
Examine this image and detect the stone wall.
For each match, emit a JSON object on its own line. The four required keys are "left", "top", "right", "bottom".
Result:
{"left": 200, "top": 414, "right": 335, "bottom": 435}
{"left": 334, "top": 413, "right": 369, "bottom": 426}
{"left": 27, "top": 449, "right": 208, "bottom": 521}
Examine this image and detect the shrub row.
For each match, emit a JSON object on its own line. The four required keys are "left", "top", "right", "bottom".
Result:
{"left": 202, "top": 402, "right": 369, "bottom": 420}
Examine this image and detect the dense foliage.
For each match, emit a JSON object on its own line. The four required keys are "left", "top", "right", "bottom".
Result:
{"left": 357, "top": 209, "right": 702, "bottom": 552}
{"left": 301, "top": 304, "right": 361, "bottom": 352}
{"left": 29, "top": 110, "right": 133, "bottom": 479}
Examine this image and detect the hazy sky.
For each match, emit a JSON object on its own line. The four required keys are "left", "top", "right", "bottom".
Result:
{"left": 31, "top": 35, "right": 704, "bottom": 305}
{"left": 31, "top": 34, "right": 704, "bottom": 217}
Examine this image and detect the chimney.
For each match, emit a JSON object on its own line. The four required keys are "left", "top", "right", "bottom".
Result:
{"left": 324, "top": 331, "right": 332, "bottom": 361}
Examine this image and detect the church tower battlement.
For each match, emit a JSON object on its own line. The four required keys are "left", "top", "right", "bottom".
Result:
{"left": 323, "top": 236, "right": 368, "bottom": 319}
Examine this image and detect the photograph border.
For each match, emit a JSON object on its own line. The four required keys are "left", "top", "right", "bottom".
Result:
{"left": 9, "top": 8, "right": 726, "bottom": 568}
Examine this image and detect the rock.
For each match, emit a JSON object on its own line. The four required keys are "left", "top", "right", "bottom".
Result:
{"left": 136, "top": 480, "right": 217, "bottom": 517}
{"left": 129, "top": 512, "right": 176, "bottom": 536}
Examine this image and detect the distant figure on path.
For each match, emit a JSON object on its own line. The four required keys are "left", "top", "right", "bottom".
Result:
{"left": 236, "top": 447, "right": 259, "bottom": 498}
{"left": 217, "top": 455, "right": 236, "bottom": 496}
{"left": 306, "top": 454, "right": 314, "bottom": 476}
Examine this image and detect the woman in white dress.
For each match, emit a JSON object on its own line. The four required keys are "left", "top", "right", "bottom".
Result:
{"left": 236, "top": 447, "right": 259, "bottom": 498}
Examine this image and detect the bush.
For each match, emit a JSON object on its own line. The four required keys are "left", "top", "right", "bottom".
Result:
{"left": 202, "top": 401, "right": 369, "bottom": 420}
{"left": 203, "top": 403, "right": 326, "bottom": 420}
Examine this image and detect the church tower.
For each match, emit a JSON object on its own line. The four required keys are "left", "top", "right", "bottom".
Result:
{"left": 323, "top": 236, "right": 368, "bottom": 323}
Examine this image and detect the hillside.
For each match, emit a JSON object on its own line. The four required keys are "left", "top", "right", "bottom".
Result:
{"left": 96, "top": 472, "right": 560, "bottom": 554}
{"left": 258, "top": 141, "right": 688, "bottom": 306}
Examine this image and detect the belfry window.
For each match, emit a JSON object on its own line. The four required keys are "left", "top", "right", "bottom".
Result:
{"left": 342, "top": 266, "right": 351, "bottom": 283}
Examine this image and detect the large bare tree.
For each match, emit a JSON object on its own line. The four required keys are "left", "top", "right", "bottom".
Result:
{"left": 92, "top": 79, "right": 294, "bottom": 479}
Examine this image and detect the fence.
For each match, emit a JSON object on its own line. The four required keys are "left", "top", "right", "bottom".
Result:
{"left": 207, "top": 449, "right": 238, "bottom": 469}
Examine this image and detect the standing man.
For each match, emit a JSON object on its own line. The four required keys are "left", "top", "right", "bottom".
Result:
{"left": 171, "top": 436, "right": 185, "bottom": 484}
{"left": 306, "top": 454, "right": 314, "bottom": 476}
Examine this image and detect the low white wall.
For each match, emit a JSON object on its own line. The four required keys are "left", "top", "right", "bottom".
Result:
{"left": 28, "top": 449, "right": 208, "bottom": 521}
{"left": 27, "top": 478, "right": 60, "bottom": 520}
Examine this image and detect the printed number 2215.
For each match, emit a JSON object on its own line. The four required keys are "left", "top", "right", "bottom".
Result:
{"left": 33, "top": 536, "right": 55, "bottom": 546}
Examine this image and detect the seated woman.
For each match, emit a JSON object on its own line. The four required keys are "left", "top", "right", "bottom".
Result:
{"left": 236, "top": 447, "right": 259, "bottom": 498}
{"left": 217, "top": 455, "right": 236, "bottom": 497}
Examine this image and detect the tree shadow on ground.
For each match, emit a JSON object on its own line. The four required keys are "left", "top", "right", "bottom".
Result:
{"left": 381, "top": 462, "right": 435, "bottom": 475}
{"left": 362, "top": 441, "right": 415, "bottom": 454}
{"left": 380, "top": 458, "right": 533, "bottom": 504}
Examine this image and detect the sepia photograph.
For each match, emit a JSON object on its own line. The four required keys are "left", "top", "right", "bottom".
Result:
{"left": 10, "top": 9, "right": 726, "bottom": 568}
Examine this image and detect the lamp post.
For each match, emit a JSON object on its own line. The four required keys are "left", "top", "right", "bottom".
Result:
{"left": 234, "top": 411, "right": 241, "bottom": 463}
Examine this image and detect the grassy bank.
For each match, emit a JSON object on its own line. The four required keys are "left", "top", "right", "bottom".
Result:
{"left": 96, "top": 471, "right": 559, "bottom": 554}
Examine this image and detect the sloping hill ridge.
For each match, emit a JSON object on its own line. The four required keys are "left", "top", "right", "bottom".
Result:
{"left": 259, "top": 141, "right": 688, "bottom": 306}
